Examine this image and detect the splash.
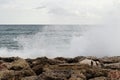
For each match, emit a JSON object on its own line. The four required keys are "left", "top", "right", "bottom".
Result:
{"left": 0, "top": 25, "right": 119, "bottom": 58}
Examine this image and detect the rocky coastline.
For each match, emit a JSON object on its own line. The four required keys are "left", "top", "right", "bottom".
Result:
{"left": 0, "top": 56, "right": 119, "bottom": 80}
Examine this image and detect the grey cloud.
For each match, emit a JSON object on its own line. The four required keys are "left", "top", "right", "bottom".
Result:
{"left": 48, "top": 7, "right": 74, "bottom": 16}
{"left": 0, "top": 0, "right": 11, "bottom": 4}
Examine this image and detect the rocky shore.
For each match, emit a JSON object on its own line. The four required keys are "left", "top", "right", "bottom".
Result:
{"left": 0, "top": 56, "right": 119, "bottom": 80}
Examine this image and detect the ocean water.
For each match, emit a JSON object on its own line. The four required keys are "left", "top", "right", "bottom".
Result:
{"left": 0, "top": 25, "right": 88, "bottom": 49}
{"left": 0, "top": 25, "right": 91, "bottom": 58}
{"left": 0, "top": 25, "right": 40, "bottom": 49}
{"left": 0, "top": 25, "right": 119, "bottom": 58}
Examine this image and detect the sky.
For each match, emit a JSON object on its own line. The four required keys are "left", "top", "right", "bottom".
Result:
{"left": 0, "top": 0, "right": 119, "bottom": 24}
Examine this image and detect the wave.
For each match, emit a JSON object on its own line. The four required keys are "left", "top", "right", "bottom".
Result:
{"left": 0, "top": 25, "right": 119, "bottom": 58}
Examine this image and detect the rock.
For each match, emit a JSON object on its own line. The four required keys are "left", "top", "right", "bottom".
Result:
{"left": 79, "top": 59, "right": 101, "bottom": 67}
{"left": 54, "top": 57, "right": 67, "bottom": 62}
{"left": 100, "top": 56, "right": 120, "bottom": 64}
{"left": 21, "top": 76, "right": 38, "bottom": 80}
{"left": 69, "top": 70, "right": 86, "bottom": 80}
{"left": 89, "top": 77, "right": 107, "bottom": 80}
{"left": 104, "top": 62, "right": 120, "bottom": 69}
{"left": 0, "top": 70, "right": 15, "bottom": 80}
{"left": 108, "top": 70, "right": 120, "bottom": 80}
{"left": 9, "top": 58, "right": 31, "bottom": 70}
{"left": 9, "top": 58, "right": 36, "bottom": 79}
{"left": 41, "top": 69, "right": 71, "bottom": 80}
{"left": 32, "top": 65, "right": 43, "bottom": 75}
{"left": 0, "top": 61, "right": 8, "bottom": 71}
{"left": 0, "top": 56, "right": 119, "bottom": 79}
{"left": 38, "top": 73, "right": 67, "bottom": 80}
{"left": 0, "top": 57, "right": 16, "bottom": 62}
{"left": 14, "top": 69, "right": 36, "bottom": 77}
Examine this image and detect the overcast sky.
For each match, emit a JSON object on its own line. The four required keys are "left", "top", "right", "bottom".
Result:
{"left": 0, "top": 0, "right": 119, "bottom": 24}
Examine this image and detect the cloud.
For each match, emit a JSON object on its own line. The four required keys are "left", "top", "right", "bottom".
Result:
{"left": 0, "top": 0, "right": 119, "bottom": 24}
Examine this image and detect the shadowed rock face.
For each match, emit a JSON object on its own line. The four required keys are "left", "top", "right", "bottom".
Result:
{"left": 0, "top": 56, "right": 119, "bottom": 80}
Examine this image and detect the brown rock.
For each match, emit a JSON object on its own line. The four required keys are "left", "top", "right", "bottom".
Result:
{"left": 89, "top": 77, "right": 107, "bottom": 80}
{"left": 32, "top": 65, "right": 43, "bottom": 75}
{"left": 69, "top": 70, "right": 86, "bottom": 80}
{"left": 100, "top": 56, "right": 120, "bottom": 64}
{"left": 104, "top": 62, "right": 120, "bottom": 69}
{"left": 0, "top": 70, "right": 15, "bottom": 80}
{"left": 21, "top": 76, "right": 38, "bottom": 80}
{"left": 108, "top": 70, "right": 120, "bottom": 80}
{"left": 9, "top": 58, "right": 30, "bottom": 70}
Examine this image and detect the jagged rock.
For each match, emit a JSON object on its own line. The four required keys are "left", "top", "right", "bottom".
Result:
{"left": 0, "top": 61, "right": 8, "bottom": 71}
{"left": 69, "top": 70, "right": 86, "bottom": 80}
{"left": 108, "top": 70, "right": 120, "bottom": 80}
{"left": 9, "top": 58, "right": 36, "bottom": 79}
{"left": 0, "top": 56, "right": 119, "bottom": 79}
{"left": 104, "top": 62, "right": 120, "bottom": 69}
{"left": 0, "top": 70, "right": 15, "bottom": 80}
{"left": 9, "top": 58, "right": 30, "bottom": 70}
{"left": 38, "top": 72, "right": 67, "bottom": 80}
{"left": 86, "top": 56, "right": 99, "bottom": 61}
{"left": 21, "top": 76, "right": 38, "bottom": 80}
{"left": 54, "top": 57, "right": 68, "bottom": 62}
{"left": 89, "top": 77, "right": 107, "bottom": 80}
{"left": 32, "top": 65, "right": 43, "bottom": 75}
{"left": 100, "top": 56, "right": 120, "bottom": 64}
{"left": 41, "top": 69, "right": 71, "bottom": 80}
{"left": 0, "top": 57, "right": 16, "bottom": 62}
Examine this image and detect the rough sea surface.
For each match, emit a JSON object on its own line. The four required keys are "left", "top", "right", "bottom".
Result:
{"left": 0, "top": 25, "right": 89, "bottom": 50}
{"left": 0, "top": 25, "right": 118, "bottom": 58}
{"left": 0, "top": 25, "right": 91, "bottom": 58}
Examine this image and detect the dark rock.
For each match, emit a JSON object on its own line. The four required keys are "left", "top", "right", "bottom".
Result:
{"left": 0, "top": 57, "right": 18, "bottom": 62}
{"left": 32, "top": 65, "right": 43, "bottom": 75}
{"left": 21, "top": 76, "right": 38, "bottom": 80}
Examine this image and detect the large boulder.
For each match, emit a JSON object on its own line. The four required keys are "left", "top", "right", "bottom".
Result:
{"left": 9, "top": 58, "right": 36, "bottom": 79}
{"left": 9, "top": 58, "right": 30, "bottom": 70}
{"left": 79, "top": 59, "right": 101, "bottom": 67}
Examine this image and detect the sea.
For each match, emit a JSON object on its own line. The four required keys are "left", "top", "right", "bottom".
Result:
{"left": 0, "top": 25, "right": 91, "bottom": 58}
{"left": 0, "top": 25, "right": 118, "bottom": 58}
